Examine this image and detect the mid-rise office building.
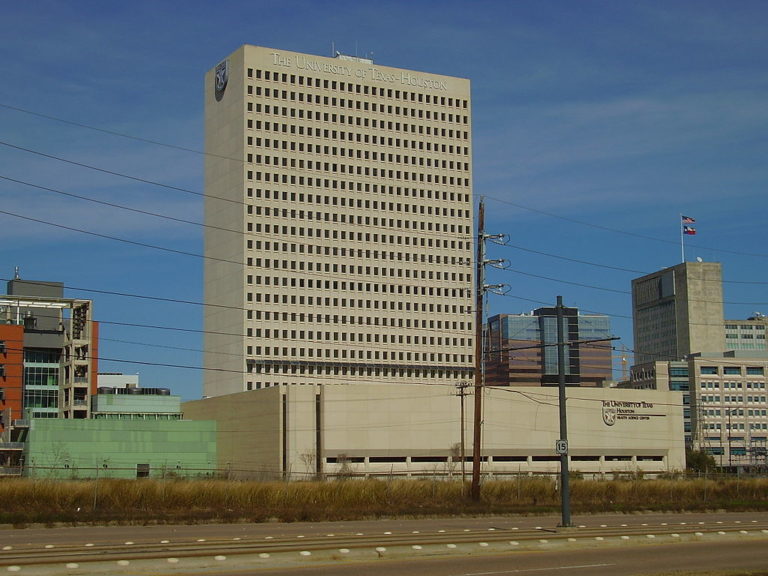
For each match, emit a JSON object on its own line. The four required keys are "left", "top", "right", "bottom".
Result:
{"left": 0, "top": 277, "right": 98, "bottom": 470}
{"left": 632, "top": 261, "right": 725, "bottom": 364}
{"left": 486, "top": 309, "right": 613, "bottom": 387}
{"left": 629, "top": 354, "right": 768, "bottom": 469}
{"left": 203, "top": 45, "right": 474, "bottom": 396}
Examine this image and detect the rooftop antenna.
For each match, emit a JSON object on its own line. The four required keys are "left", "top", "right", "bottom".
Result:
{"left": 14, "top": 266, "right": 20, "bottom": 280}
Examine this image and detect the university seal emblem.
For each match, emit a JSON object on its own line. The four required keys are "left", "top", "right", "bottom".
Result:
{"left": 214, "top": 59, "right": 229, "bottom": 102}
{"left": 602, "top": 405, "right": 617, "bottom": 426}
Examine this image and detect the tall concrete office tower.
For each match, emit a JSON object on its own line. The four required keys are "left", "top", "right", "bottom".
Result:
{"left": 631, "top": 261, "right": 725, "bottom": 364}
{"left": 203, "top": 45, "right": 474, "bottom": 397}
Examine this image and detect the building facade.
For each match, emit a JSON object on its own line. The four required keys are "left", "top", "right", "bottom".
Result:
{"left": 725, "top": 315, "right": 768, "bottom": 353}
{"left": 203, "top": 45, "right": 474, "bottom": 396}
{"left": 629, "top": 354, "right": 768, "bottom": 469}
{"left": 24, "top": 418, "right": 216, "bottom": 479}
{"left": 486, "top": 309, "right": 612, "bottom": 387}
{"left": 0, "top": 278, "right": 98, "bottom": 472}
{"left": 183, "top": 384, "right": 685, "bottom": 480}
{"left": 631, "top": 262, "right": 725, "bottom": 364}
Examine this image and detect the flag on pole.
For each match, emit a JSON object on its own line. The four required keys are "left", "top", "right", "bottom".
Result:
{"left": 681, "top": 215, "right": 696, "bottom": 224}
{"left": 683, "top": 225, "right": 696, "bottom": 235}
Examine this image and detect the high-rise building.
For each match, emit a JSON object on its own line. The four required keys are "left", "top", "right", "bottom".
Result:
{"left": 485, "top": 308, "right": 613, "bottom": 387}
{"left": 203, "top": 45, "right": 474, "bottom": 397}
{"left": 631, "top": 262, "right": 725, "bottom": 365}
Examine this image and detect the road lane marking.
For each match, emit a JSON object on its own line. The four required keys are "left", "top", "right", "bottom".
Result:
{"left": 461, "top": 563, "right": 614, "bottom": 575}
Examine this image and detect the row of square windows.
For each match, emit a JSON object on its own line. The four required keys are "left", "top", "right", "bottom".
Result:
{"left": 247, "top": 220, "right": 470, "bottom": 244}
{"left": 250, "top": 153, "right": 469, "bottom": 173}
{"left": 246, "top": 177, "right": 470, "bottom": 200}
{"left": 251, "top": 198, "right": 471, "bottom": 221}
{"left": 700, "top": 381, "right": 766, "bottom": 389}
{"left": 246, "top": 118, "right": 469, "bottom": 142}
{"left": 705, "top": 424, "right": 768, "bottom": 432}
{"left": 701, "top": 409, "right": 768, "bottom": 417}
{"left": 245, "top": 310, "right": 472, "bottom": 332}
{"left": 248, "top": 101, "right": 468, "bottom": 125}
{"left": 249, "top": 224, "right": 470, "bottom": 250}
{"left": 248, "top": 329, "right": 469, "bottom": 347}
{"left": 251, "top": 348, "right": 468, "bottom": 363}
{"left": 247, "top": 232, "right": 470, "bottom": 252}
{"left": 699, "top": 395, "right": 768, "bottom": 403}
{"left": 249, "top": 244, "right": 469, "bottom": 268}
{"left": 250, "top": 137, "right": 469, "bottom": 159}
{"left": 248, "top": 273, "right": 469, "bottom": 295}
{"left": 251, "top": 184, "right": 470, "bottom": 204}
{"left": 247, "top": 69, "right": 469, "bottom": 108}
{"left": 248, "top": 294, "right": 470, "bottom": 313}
{"left": 248, "top": 169, "right": 469, "bottom": 188}
{"left": 245, "top": 264, "right": 469, "bottom": 288}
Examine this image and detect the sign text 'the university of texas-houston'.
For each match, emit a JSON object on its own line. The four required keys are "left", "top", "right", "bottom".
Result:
{"left": 270, "top": 52, "right": 449, "bottom": 92}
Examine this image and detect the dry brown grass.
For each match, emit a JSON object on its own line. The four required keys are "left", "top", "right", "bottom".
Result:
{"left": 0, "top": 476, "right": 766, "bottom": 525}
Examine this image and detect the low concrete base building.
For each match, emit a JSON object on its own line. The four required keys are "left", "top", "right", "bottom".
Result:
{"left": 183, "top": 384, "right": 684, "bottom": 480}
{"left": 24, "top": 419, "right": 217, "bottom": 479}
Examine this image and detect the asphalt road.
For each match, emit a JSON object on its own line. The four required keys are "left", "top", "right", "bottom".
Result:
{"left": 1, "top": 511, "right": 766, "bottom": 575}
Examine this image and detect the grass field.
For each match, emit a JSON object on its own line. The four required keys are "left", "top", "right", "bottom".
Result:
{"left": 1, "top": 475, "right": 766, "bottom": 525}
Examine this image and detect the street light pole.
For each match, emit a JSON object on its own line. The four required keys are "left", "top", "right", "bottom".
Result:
{"left": 556, "top": 296, "right": 571, "bottom": 528}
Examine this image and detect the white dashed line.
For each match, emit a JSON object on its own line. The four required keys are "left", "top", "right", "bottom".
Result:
{"left": 7, "top": 567, "right": 21, "bottom": 573}
{"left": 259, "top": 553, "right": 270, "bottom": 559}
{"left": 117, "top": 560, "right": 130, "bottom": 566}
{"left": 447, "top": 543, "right": 457, "bottom": 549}
{"left": 214, "top": 555, "right": 226, "bottom": 561}
{"left": 339, "top": 548, "right": 350, "bottom": 554}
{"left": 412, "top": 545, "right": 423, "bottom": 550}
{"left": 300, "top": 551, "right": 311, "bottom": 557}
{"left": 167, "top": 558, "right": 179, "bottom": 564}
{"left": 65, "top": 563, "right": 79, "bottom": 569}
{"left": 479, "top": 542, "right": 489, "bottom": 547}
{"left": 45, "top": 545, "right": 54, "bottom": 549}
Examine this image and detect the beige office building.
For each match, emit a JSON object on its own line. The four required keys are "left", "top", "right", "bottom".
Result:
{"left": 203, "top": 46, "right": 474, "bottom": 396}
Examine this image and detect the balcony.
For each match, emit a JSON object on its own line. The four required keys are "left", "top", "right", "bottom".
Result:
{"left": 12, "top": 419, "right": 29, "bottom": 428}
{"left": 0, "top": 442, "right": 24, "bottom": 450}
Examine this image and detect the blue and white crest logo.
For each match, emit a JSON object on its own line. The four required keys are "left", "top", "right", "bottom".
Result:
{"left": 214, "top": 59, "right": 229, "bottom": 102}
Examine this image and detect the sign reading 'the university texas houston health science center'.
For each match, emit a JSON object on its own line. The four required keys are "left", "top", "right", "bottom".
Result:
{"left": 602, "top": 400, "right": 667, "bottom": 427}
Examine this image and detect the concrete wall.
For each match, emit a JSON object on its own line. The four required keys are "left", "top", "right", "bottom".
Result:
{"left": 184, "top": 387, "right": 282, "bottom": 478}
{"left": 185, "top": 384, "right": 685, "bottom": 479}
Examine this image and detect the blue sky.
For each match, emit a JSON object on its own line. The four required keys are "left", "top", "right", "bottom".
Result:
{"left": 1, "top": 1, "right": 766, "bottom": 400}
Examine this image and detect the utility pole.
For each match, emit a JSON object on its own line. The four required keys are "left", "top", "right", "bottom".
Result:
{"left": 556, "top": 296, "right": 572, "bottom": 527}
{"left": 471, "top": 202, "right": 485, "bottom": 502}
{"left": 455, "top": 381, "right": 471, "bottom": 483}
{"left": 470, "top": 199, "right": 507, "bottom": 502}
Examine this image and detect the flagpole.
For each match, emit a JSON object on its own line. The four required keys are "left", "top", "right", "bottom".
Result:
{"left": 680, "top": 213, "right": 685, "bottom": 263}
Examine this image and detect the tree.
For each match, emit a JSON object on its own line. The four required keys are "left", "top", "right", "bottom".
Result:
{"left": 686, "top": 448, "right": 717, "bottom": 473}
